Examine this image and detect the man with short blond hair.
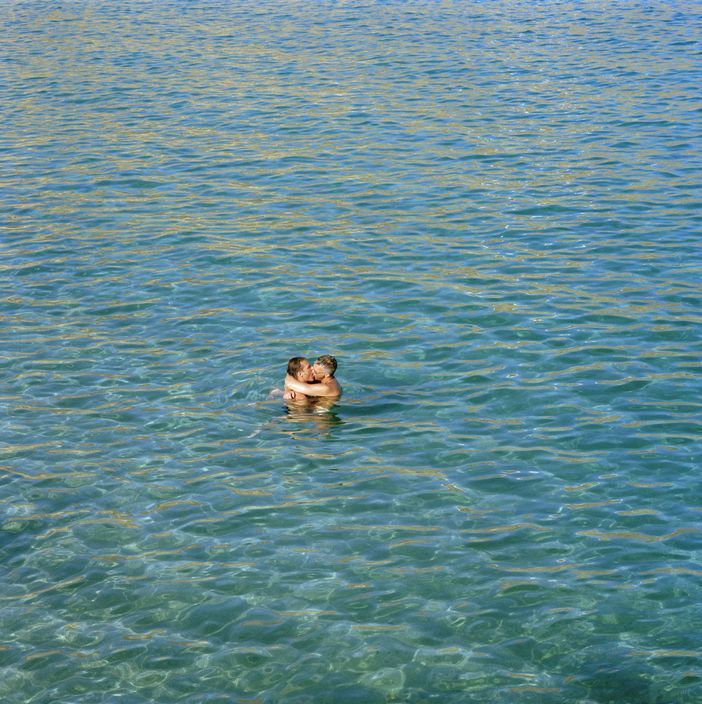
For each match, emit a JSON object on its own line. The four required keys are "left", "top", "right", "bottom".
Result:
{"left": 313, "top": 355, "right": 337, "bottom": 379}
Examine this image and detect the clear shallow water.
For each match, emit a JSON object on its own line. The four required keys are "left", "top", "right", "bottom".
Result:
{"left": 1, "top": 0, "right": 701, "bottom": 701}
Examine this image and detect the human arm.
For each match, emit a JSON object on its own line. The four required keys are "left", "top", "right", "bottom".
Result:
{"left": 283, "top": 380, "right": 310, "bottom": 404}
{"left": 284, "top": 374, "right": 339, "bottom": 397}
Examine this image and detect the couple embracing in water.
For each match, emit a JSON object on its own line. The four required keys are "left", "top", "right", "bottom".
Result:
{"left": 284, "top": 355, "right": 341, "bottom": 406}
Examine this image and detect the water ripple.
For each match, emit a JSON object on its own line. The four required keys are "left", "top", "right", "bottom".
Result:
{"left": 2, "top": 1, "right": 702, "bottom": 703}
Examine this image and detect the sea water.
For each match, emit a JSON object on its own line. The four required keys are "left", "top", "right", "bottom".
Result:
{"left": 1, "top": 1, "right": 701, "bottom": 702}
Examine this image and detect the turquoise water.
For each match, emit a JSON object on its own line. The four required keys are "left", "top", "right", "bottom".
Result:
{"left": 2, "top": 1, "right": 701, "bottom": 702}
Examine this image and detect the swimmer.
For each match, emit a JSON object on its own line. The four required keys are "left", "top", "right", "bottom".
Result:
{"left": 283, "top": 356, "right": 315, "bottom": 404}
{"left": 285, "top": 354, "right": 341, "bottom": 401}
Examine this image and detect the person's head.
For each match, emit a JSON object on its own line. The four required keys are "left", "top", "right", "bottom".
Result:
{"left": 287, "top": 356, "right": 313, "bottom": 382}
{"left": 313, "top": 355, "right": 337, "bottom": 380}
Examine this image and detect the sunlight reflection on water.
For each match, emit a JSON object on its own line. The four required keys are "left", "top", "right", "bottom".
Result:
{"left": 2, "top": 0, "right": 702, "bottom": 702}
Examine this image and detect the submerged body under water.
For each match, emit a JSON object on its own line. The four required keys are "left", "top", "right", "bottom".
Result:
{"left": 1, "top": 1, "right": 701, "bottom": 703}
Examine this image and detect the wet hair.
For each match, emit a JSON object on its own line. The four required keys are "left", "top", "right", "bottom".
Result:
{"left": 287, "top": 357, "right": 309, "bottom": 378}
{"left": 315, "top": 355, "right": 337, "bottom": 377}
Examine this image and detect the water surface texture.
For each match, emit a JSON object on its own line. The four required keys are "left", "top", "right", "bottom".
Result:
{"left": 2, "top": 1, "right": 702, "bottom": 702}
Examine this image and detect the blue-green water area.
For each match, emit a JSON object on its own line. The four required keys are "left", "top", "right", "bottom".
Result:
{"left": 2, "top": 1, "right": 701, "bottom": 702}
